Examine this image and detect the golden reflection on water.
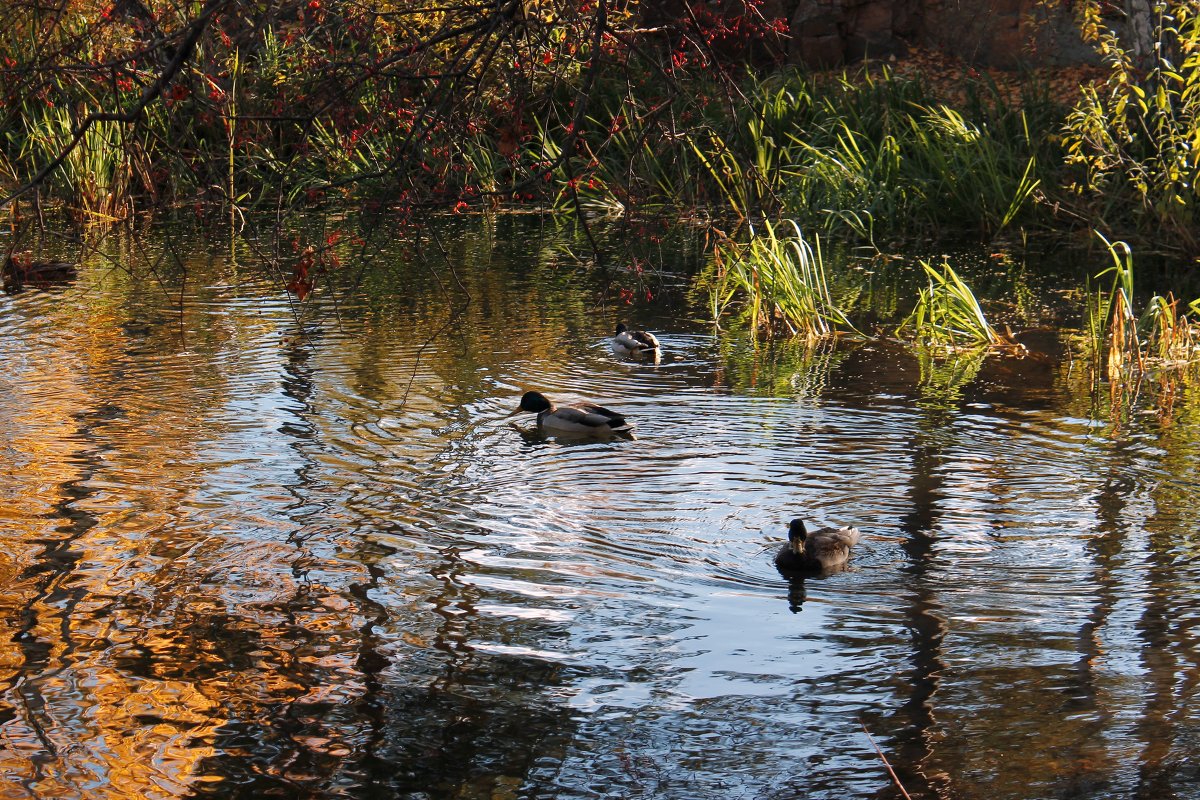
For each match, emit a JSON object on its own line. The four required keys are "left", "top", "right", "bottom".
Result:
{"left": 1, "top": 223, "right": 1200, "bottom": 799}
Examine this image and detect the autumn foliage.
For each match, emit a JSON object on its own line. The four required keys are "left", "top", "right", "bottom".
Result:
{"left": 0, "top": 0, "right": 789, "bottom": 220}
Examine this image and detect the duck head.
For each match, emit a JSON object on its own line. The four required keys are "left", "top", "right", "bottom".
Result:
{"left": 786, "top": 518, "right": 808, "bottom": 555}
{"left": 615, "top": 323, "right": 628, "bottom": 336}
{"left": 515, "top": 391, "right": 553, "bottom": 414}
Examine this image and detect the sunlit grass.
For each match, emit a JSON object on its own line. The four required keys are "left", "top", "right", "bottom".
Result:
{"left": 897, "top": 259, "right": 1006, "bottom": 348}
{"left": 703, "top": 219, "right": 860, "bottom": 338}
{"left": 22, "top": 105, "right": 131, "bottom": 221}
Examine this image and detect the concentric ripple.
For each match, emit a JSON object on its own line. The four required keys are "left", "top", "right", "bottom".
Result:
{"left": 2, "top": 228, "right": 1199, "bottom": 800}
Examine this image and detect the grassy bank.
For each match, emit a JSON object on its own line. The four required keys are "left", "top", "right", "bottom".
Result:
{"left": 1, "top": 2, "right": 1197, "bottom": 256}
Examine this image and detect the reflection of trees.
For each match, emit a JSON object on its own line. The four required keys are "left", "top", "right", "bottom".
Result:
{"left": 886, "top": 412, "right": 952, "bottom": 800}
{"left": 1062, "top": 459, "right": 1125, "bottom": 792}
{"left": 1051, "top": 348, "right": 1200, "bottom": 794}
{"left": 1046, "top": 357, "right": 1200, "bottom": 795}
{"left": 2, "top": 408, "right": 102, "bottom": 781}
{"left": 1133, "top": 402, "right": 1200, "bottom": 794}
{"left": 1067, "top": 439, "right": 1200, "bottom": 795}
{"left": 0, "top": 285, "right": 239, "bottom": 794}
{"left": 168, "top": 299, "right": 583, "bottom": 796}
{"left": 364, "top": 544, "right": 575, "bottom": 797}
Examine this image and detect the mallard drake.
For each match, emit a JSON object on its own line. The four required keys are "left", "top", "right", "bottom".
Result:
{"left": 611, "top": 323, "right": 660, "bottom": 357}
{"left": 512, "top": 391, "right": 634, "bottom": 436}
{"left": 775, "top": 518, "right": 861, "bottom": 572}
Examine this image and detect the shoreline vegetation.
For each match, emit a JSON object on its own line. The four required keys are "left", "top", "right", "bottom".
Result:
{"left": 1, "top": 0, "right": 1199, "bottom": 393}
{"left": 0, "top": 2, "right": 1195, "bottom": 239}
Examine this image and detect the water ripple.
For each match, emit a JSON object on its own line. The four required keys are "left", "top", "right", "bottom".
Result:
{"left": 3, "top": 239, "right": 1200, "bottom": 800}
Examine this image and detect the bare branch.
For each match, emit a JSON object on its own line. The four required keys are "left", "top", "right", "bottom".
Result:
{"left": 0, "top": 0, "right": 226, "bottom": 210}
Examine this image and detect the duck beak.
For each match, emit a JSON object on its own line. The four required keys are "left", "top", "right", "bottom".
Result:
{"left": 507, "top": 407, "right": 522, "bottom": 417}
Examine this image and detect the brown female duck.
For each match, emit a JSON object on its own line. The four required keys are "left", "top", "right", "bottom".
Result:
{"left": 775, "top": 518, "right": 861, "bottom": 572}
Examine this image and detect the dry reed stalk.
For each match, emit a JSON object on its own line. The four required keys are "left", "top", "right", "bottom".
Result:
{"left": 860, "top": 721, "right": 913, "bottom": 800}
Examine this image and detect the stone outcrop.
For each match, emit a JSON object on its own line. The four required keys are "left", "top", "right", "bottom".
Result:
{"left": 788, "top": 0, "right": 1102, "bottom": 70}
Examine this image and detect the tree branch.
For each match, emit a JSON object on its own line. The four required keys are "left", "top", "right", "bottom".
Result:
{"left": 0, "top": 0, "right": 226, "bottom": 211}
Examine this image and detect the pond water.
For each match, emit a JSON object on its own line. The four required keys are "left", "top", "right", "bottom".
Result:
{"left": 2, "top": 218, "right": 1200, "bottom": 800}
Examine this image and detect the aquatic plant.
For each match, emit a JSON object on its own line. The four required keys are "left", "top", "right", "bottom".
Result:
{"left": 772, "top": 68, "right": 1055, "bottom": 237}
{"left": 1085, "top": 232, "right": 1200, "bottom": 387}
{"left": 704, "top": 220, "right": 859, "bottom": 338}
{"left": 897, "top": 260, "right": 1006, "bottom": 348}
{"left": 481, "top": 65, "right": 1056, "bottom": 234}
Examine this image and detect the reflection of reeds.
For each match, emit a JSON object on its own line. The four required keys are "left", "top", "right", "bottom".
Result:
{"left": 713, "top": 323, "right": 852, "bottom": 397}
{"left": 704, "top": 220, "right": 859, "bottom": 339}
{"left": 914, "top": 342, "right": 988, "bottom": 413}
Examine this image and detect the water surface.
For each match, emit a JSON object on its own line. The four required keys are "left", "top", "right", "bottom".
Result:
{"left": 2, "top": 220, "right": 1199, "bottom": 799}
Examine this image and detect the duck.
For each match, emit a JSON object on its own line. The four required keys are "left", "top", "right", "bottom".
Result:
{"left": 511, "top": 391, "right": 634, "bottom": 436}
{"left": 611, "top": 323, "right": 660, "bottom": 358}
{"left": 3, "top": 254, "right": 77, "bottom": 292}
{"left": 775, "top": 518, "right": 861, "bottom": 572}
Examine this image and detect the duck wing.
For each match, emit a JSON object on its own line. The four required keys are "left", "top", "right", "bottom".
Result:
{"left": 613, "top": 331, "right": 641, "bottom": 351}
{"left": 816, "top": 526, "right": 860, "bottom": 546}
{"left": 615, "top": 329, "right": 658, "bottom": 352}
{"left": 573, "top": 402, "right": 633, "bottom": 430}
{"left": 630, "top": 330, "right": 659, "bottom": 349}
{"left": 807, "top": 526, "right": 860, "bottom": 562}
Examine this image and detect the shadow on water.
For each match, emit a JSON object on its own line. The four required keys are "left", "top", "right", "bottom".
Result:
{"left": 885, "top": 403, "right": 953, "bottom": 800}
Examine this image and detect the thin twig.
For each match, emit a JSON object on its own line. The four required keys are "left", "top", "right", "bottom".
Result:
{"left": 0, "top": 0, "right": 227, "bottom": 210}
{"left": 861, "top": 721, "right": 913, "bottom": 800}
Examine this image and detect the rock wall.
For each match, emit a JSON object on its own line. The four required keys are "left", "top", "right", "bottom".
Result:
{"left": 790, "top": 1, "right": 919, "bottom": 67}
{"left": 788, "top": 0, "right": 1101, "bottom": 69}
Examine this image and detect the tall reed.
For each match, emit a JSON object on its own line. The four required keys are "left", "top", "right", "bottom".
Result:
{"left": 898, "top": 260, "right": 1004, "bottom": 348}
{"left": 704, "top": 219, "right": 859, "bottom": 338}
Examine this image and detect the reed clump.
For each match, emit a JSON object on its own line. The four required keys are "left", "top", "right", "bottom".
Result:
{"left": 896, "top": 259, "right": 1025, "bottom": 352}
{"left": 700, "top": 225, "right": 1033, "bottom": 360}
{"left": 702, "top": 220, "right": 860, "bottom": 339}
{"left": 1084, "top": 232, "right": 1200, "bottom": 388}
